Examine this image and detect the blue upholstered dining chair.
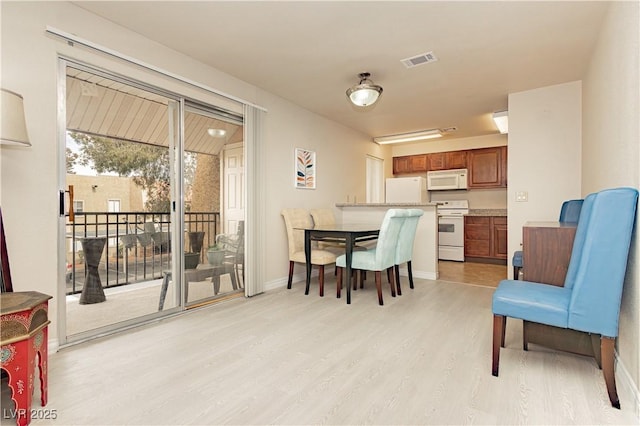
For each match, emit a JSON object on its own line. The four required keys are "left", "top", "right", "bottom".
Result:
{"left": 492, "top": 187, "right": 638, "bottom": 409}
{"left": 512, "top": 198, "right": 584, "bottom": 279}
{"left": 335, "top": 209, "right": 409, "bottom": 305}
{"left": 393, "top": 209, "right": 424, "bottom": 295}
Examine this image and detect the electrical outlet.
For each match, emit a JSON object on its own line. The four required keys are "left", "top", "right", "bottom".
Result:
{"left": 515, "top": 191, "right": 528, "bottom": 202}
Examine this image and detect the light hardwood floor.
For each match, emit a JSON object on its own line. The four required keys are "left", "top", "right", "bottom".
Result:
{"left": 2, "top": 270, "right": 638, "bottom": 425}
{"left": 438, "top": 260, "right": 507, "bottom": 288}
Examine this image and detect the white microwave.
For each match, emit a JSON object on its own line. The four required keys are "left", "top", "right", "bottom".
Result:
{"left": 427, "top": 168, "right": 468, "bottom": 191}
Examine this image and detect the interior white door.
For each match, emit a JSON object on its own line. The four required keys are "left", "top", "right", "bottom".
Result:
{"left": 223, "top": 143, "right": 245, "bottom": 233}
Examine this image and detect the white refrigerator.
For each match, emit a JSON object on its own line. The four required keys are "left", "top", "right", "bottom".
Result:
{"left": 385, "top": 177, "right": 428, "bottom": 203}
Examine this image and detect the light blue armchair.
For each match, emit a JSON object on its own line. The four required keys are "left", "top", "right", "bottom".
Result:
{"left": 336, "top": 209, "right": 409, "bottom": 305}
{"left": 492, "top": 187, "right": 638, "bottom": 408}
{"left": 393, "top": 209, "right": 424, "bottom": 295}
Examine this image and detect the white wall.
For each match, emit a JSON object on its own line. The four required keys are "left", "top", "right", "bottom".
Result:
{"left": 582, "top": 1, "right": 640, "bottom": 405}
{"left": 507, "top": 81, "right": 582, "bottom": 278}
{"left": 262, "top": 94, "right": 390, "bottom": 288}
{"left": 0, "top": 2, "right": 389, "bottom": 343}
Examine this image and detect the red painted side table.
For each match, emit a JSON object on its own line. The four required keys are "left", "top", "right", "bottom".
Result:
{"left": 1, "top": 291, "right": 52, "bottom": 426}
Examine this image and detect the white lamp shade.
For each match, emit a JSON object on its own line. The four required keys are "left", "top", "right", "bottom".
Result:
{"left": 1, "top": 89, "right": 31, "bottom": 146}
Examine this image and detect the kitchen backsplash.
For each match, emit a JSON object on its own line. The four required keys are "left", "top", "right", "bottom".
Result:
{"left": 429, "top": 188, "right": 507, "bottom": 209}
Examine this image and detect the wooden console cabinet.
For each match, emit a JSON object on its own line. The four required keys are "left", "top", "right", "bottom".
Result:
{"left": 522, "top": 221, "right": 577, "bottom": 286}
{"left": 520, "top": 222, "right": 598, "bottom": 360}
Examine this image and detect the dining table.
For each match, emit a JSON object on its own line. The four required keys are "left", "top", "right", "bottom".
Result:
{"left": 302, "top": 223, "right": 380, "bottom": 304}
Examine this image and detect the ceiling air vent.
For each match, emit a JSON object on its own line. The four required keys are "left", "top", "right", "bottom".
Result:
{"left": 401, "top": 51, "right": 438, "bottom": 69}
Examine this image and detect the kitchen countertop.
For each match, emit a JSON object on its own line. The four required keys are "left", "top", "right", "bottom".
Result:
{"left": 336, "top": 202, "right": 438, "bottom": 207}
{"left": 466, "top": 209, "right": 507, "bottom": 216}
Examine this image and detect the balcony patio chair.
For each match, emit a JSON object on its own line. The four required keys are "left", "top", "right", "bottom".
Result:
{"left": 393, "top": 209, "right": 424, "bottom": 295}
{"left": 215, "top": 221, "right": 244, "bottom": 288}
{"left": 492, "top": 187, "right": 638, "bottom": 409}
{"left": 281, "top": 208, "right": 338, "bottom": 296}
{"left": 336, "top": 209, "right": 409, "bottom": 305}
{"left": 512, "top": 198, "right": 583, "bottom": 279}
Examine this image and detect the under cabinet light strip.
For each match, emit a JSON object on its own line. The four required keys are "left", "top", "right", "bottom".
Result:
{"left": 45, "top": 26, "right": 268, "bottom": 113}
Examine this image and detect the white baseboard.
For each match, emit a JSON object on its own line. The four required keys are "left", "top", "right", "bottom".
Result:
{"left": 409, "top": 270, "right": 438, "bottom": 281}
{"left": 264, "top": 266, "right": 438, "bottom": 293}
{"left": 49, "top": 337, "right": 60, "bottom": 354}
{"left": 616, "top": 349, "right": 640, "bottom": 417}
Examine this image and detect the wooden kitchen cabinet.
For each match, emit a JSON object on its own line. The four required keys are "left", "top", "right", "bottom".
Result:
{"left": 492, "top": 216, "right": 508, "bottom": 259}
{"left": 393, "top": 154, "right": 428, "bottom": 174}
{"left": 464, "top": 216, "right": 491, "bottom": 258}
{"left": 467, "top": 146, "right": 507, "bottom": 188}
{"left": 464, "top": 216, "right": 507, "bottom": 262}
{"left": 427, "top": 151, "right": 467, "bottom": 171}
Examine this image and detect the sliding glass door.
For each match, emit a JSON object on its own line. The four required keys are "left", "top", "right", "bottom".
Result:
{"left": 179, "top": 103, "right": 244, "bottom": 308}
{"left": 59, "top": 59, "right": 246, "bottom": 344}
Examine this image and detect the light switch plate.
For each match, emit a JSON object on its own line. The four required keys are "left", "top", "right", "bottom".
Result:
{"left": 515, "top": 191, "right": 528, "bottom": 202}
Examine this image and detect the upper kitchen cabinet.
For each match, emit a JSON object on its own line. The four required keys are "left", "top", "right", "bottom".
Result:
{"left": 393, "top": 154, "right": 428, "bottom": 174}
{"left": 467, "top": 146, "right": 507, "bottom": 188}
{"left": 427, "top": 151, "right": 468, "bottom": 171}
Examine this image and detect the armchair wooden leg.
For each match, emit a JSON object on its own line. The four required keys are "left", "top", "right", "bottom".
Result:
{"left": 407, "top": 261, "right": 415, "bottom": 289}
{"left": 318, "top": 265, "right": 325, "bottom": 297}
{"left": 492, "top": 314, "right": 506, "bottom": 376}
{"left": 394, "top": 265, "right": 402, "bottom": 296}
{"left": 513, "top": 266, "right": 520, "bottom": 280}
{"left": 375, "top": 271, "right": 383, "bottom": 305}
{"left": 389, "top": 268, "right": 396, "bottom": 297}
{"left": 523, "top": 320, "right": 528, "bottom": 351}
{"left": 287, "top": 261, "right": 294, "bottom": 289}
{"left": 601, "top": 336, "right": 620, "bottom": 409}
{"left": 336, "top": 267, "right": 342, "bottom": 298}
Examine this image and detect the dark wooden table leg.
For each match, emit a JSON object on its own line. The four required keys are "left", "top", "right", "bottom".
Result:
{"left": 345, "top": 233, "right": 354, "bottom": 304}
{"left": 304, "top": 229, "right": 312, "bottom": 295}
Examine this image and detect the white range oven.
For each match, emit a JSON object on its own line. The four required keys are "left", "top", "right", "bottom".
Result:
{"left": 436, "top": 200, "right": 469, "bottom": 262}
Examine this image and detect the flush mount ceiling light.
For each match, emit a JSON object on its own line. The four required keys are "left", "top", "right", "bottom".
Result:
{"left": 373, "top": 129, "right": 442, "bottom": 145}
{"left": 207, "top": 128, "right": 227, "bottom": 138}
{"left": 492, "top": 110, "right": 509, "bottom": 134}
{"left": 346, "top": 72, "right": 383, "bottom": 107}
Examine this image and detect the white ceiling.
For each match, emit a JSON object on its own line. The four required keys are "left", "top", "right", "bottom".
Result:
{"left": 73, "top": 1, "right": 609, "bottom": 141}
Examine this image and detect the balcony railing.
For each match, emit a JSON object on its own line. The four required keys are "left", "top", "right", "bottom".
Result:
{"left": 66, "top": 211, "right": 219, "bottom": 295}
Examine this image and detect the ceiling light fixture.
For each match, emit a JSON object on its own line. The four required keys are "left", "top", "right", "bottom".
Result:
{"left": 207, "top": 128, "right": 227, "bottom": 138}
{"left": 492, "top": 110, "right": 508, "bottom": 134}
{"left": 346, "top": 72, "right": 383, "bottom": 107}
{"left": 373, "top": 129, "right": 442, "bottom": 145}
{"left": 1, "top": 89, "right": 31, "bottom": 146}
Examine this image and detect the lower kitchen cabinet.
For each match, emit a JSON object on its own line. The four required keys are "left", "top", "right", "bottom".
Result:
{"left": 464, "top": 216, "right": 507, "bottom": 263}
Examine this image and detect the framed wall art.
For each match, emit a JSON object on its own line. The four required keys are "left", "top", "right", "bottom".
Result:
{"left": 295, "top": 148, "right": 316, "bottom": 189}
